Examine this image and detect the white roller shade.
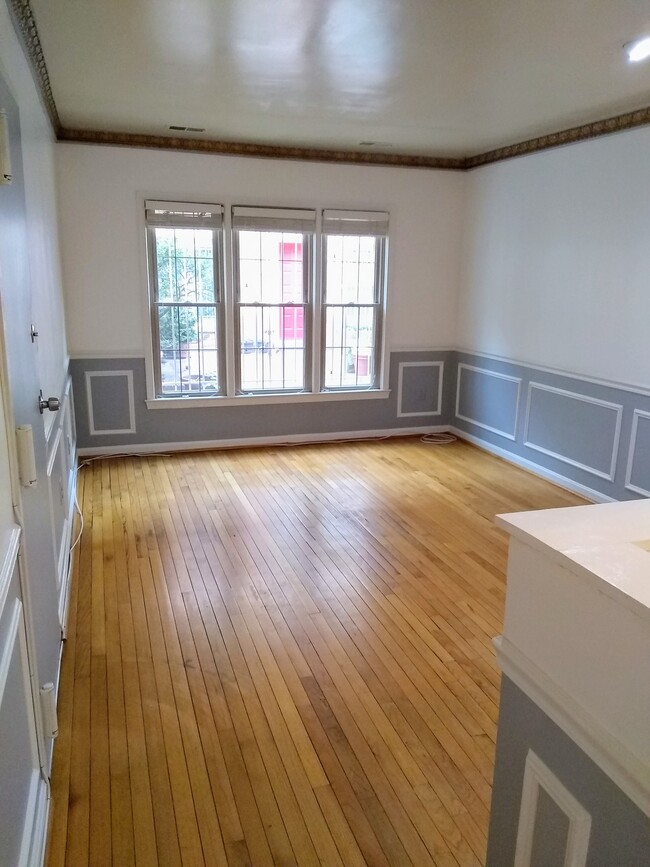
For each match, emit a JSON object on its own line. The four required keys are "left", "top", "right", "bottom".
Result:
{"left": 232, "top": 206, "right": 316, "bottom": 233}
{"left": 145, "top": 200, "right": 224, "bottom": 228}
{"left": 322, "top": 209, "right": 389, "bottom": 237}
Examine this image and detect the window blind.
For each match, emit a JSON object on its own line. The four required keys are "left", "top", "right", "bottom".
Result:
{"left": 322, "top": 210, "right": 389, "bottom": 237}
{"left": 232, "top": 206, "right": 316, "bottom": 233}
{"left": 145, "top": 200, "right": 224, "bottom": 228}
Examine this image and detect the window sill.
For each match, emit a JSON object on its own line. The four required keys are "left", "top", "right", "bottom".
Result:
{"left": 145, "top": 389, "right": 390, "bottom": 410}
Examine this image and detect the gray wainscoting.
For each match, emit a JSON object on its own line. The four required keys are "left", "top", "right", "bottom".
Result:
{"left": 70, "top": 350, "right": 650, "bottom": 502}
{"left": 487, "top": 677, "right": 650, "bottom": 867}
{"left": 455, "top": 363, "right": 520, "bottom": 440}
{"left": 626, "top": 410, "right": 650, "bottom": 498}
{"left": 452, "top": 352, "right": 650, "bottom": 501}
{"left": 70, "top": 351, "right": 453, "bottom": 451}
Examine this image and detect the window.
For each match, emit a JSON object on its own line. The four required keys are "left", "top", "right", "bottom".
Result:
{"left": 321, "top": 210, "right": 388, "bottom": 391}
{"left": 145, "top": 201, "right": 224, "bottom": 395}
{"left": 232, "top": 207, "right": 315, "bottom": 393}
{"left": 145, "top": 202, "right": 389, "bottom": 403}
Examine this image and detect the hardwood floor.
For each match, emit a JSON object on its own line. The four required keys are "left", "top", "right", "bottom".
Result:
{"left": 47, "top": 438, "right": 585, "bottom": 866}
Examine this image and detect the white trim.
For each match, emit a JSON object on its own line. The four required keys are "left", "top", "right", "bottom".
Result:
{"left": 391, "top": 346, "right": 455, "bottom": 354}
{"left": 70, "top": 350, "right": 144, "bottom": 360}
{"left": 77, "top": 424, "right": 447, "bottom": 457}
{"left": 449, "top": 427, "right": 612, "bottom": 503}
{"left": 456, "top": 346, "right": 650, "bottom": 397}
{"left": 523, "top": 382, "right": 623, "bottom": 482}
{"left": 397, "top": 361, "right": 443, "bottom": 418}
{"left": 85, "top": 370, "right": 136, "bottom": 435}
{"left": 515, "top": 750, "right": 591, "bottom": 867}
{"left": 146, "top": 388, "right": 390, "bottom": 409}
{"left": 455, "top": 363, "right": 521, "bottom": 440}
{"left": 17, "top": 770, "right": 47, "bottom": 867}
{"left": 0, "top": 525, "right": 21, "bottom": 619}
{"left": 495, "top": 636, "right": 650, "bottom": 818}
{"left": 45, "top": 426, "right": 62, "bottom": 478}
{"left": 0, "top": 598, "right": 22, "bottom": 708}
{"left": 625, "top": 409, "right": 650, "bottom": 498}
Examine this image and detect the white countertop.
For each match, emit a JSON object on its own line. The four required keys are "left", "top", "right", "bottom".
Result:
{"left": 497, "top": 499, "right": 650, "bottom": 620}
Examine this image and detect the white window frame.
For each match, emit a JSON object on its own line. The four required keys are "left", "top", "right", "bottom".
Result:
{"left": 143, "top": 201, "right": 391, "bottom": 409}
{"left": 231, "top": 206, "right": 315, "bottom": 395}
{"left": 145, "top": 200, "right": 226, "bottom": 398}
{"left": 320, "top": 210, "right": 389, "bottom": 393}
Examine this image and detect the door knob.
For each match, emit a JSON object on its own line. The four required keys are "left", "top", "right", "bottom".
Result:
{"left": 38, "top": 392, "right": 60, "bottom": 413}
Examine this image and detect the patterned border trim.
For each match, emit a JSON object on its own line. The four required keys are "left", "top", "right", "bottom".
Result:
{"left": 8, "top": 0, "right": 60, "bottom": 132}
{"left": 465, "top": 105, "right": 650, "bottom": 168}
{"left": 56, "top": 128, "right": 467, "bottom": 170}
{"left": 10, "top": 0, "right": 650, "bottom": 170}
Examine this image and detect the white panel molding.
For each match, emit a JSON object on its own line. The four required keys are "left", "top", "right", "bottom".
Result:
{"left": 455, "top": 363, "right": 521, "bottom": 440}
{"left": 17, "top": 769, "right": 48, "bottom": 867}
{"left": 45, "top": 425, "right": 62, "bottom": 478}
{"left": 71, "top": 350, "right": 145, "bottom": 360}
{"left": 0, "top": 525, "right": 21, "bottom": 620}
{"left": 456, "top": 347, "right": 650, "bottom": 398}
{"left": 397, "top": 361, "right": 443, "bottom": 418}
{"left": 77, "top": 424, "right": 448, "bottom": 457}
{"left": 495, "top": 636, "right": 650, "bottom": 818}
{"left": 0, "top": 598, "right": 22, "bottom": 709}
{"left": 514, "top": 750, "right": 591, "bottom": 867}
{"left": 625, "top": 409, "right": 650, "bottom": 498}
{"left": 391, "top": 346, "right": 455, "bottom": 353}
{"left": 450, "top": 428, "right": 613, "bottom": 503}
{"left": 523, "top": 382, "right": 623, "bottom": 481}
{"left": 85, "top": 370, "right": 136, "bottom": 435}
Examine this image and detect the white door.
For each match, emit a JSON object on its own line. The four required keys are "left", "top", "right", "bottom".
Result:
{"left": 0, "top": 67, "right": 62, "bottom": 733}
{"left": 0, "top": 303, "right": 48, "bottom": 865}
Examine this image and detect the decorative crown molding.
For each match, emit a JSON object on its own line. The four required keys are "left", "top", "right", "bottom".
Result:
{"left": 56, "top": 128, "right": 466, "bottom": 170}
{"left": 10, "top": 0, "right": 650, "bottom": 171}
{"left": 8, "top": 0, "right": 60, "bottom": 132}
{"left": 465, "top": 105, "right": 650, "bottom": 169}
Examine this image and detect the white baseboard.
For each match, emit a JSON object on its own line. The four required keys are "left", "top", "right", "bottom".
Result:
{"left": 450, "top": 427, "right": 614, "bottom": 503}
{"left": 77, "top": 425, "right": 448, "bottom": 457}
{"left": 18, "top": 772, "right": 49, "bottom": 867}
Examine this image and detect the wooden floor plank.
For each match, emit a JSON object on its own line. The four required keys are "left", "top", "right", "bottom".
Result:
{"left": 48, "top": 438, "right": 586, "bottom": 866}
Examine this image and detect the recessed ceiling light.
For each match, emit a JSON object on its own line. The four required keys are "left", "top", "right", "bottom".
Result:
{"left": 625, "top": 36, "right": 650, "bottom": 62}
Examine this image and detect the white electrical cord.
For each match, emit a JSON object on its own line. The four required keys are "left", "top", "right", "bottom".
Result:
{"left": 420, "top": 432, "right": 458, "bottom": 445}
{"left": 69, "top": 474, "right": 84, "bottom": 551}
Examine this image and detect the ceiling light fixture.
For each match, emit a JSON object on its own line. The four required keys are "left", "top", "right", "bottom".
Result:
{"left": 625, "top": 36, "right": 650, "bottom": 62}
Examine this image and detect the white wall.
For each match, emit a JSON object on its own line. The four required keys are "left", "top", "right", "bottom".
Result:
{"left": 0, "top": 0, "right": 68, "bottom": 413}
{"left": 56, "top": 144, "right": 465, "bottom": 357}
{"left": 458, "top": 127, "right": 650, "bottom": 388}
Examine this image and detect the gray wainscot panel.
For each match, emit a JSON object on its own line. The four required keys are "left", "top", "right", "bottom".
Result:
{"left": 626, "top": 410, "right": 650, "bottom": 497}
{"left": 70, "top": 351, "right": 453, "bottom": 450}
{"left": 455, "top": 363, "right": 520, "bottom": 440}
{"left": 397, "top": 360, "right": 443, "bottom": 417}
{"left": 487, "top": 677, "right": 650, "bottom": 867}
{"left": 530, "top": 788, "right": 570, "bottom": 867}
{"left": 85, "top": 370, "right": 135, "bottom": 434}
{"left": 524, "top": 383, "right": 621, "bottom": 480}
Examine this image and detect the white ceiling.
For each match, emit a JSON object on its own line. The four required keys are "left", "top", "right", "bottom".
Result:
{"left": 30, "top": 0, "right": 650, "bottom": 158}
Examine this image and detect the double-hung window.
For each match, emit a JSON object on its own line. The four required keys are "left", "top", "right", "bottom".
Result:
{"left": 321, "top": 210, "right": 388, "bottom": 391}
{"left": 232, "top": 207, "right": 315, "bottom": 393}
{"left": 145, "top": 202, "right": 389, "bottom": 403}
{"left": 145, "top": 201, "right": 224, "bottom": 395}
